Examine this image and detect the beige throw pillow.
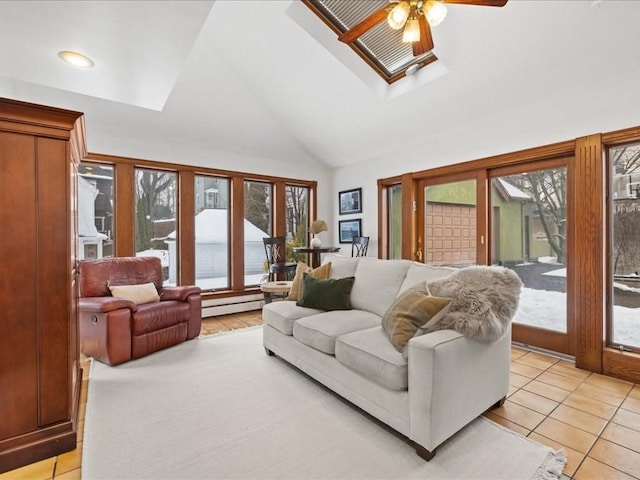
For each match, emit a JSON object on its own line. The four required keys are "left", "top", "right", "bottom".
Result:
{"left": 381, "top": 282, "right": 451, "bottom": 352}
{"left": 108, "top": 282, "right": 160, "bottom": 305}
{"left": 287, "top": 262, "right": 331, "bottom": 301}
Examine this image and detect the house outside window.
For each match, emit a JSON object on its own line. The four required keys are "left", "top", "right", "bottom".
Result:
{"left": 77, "top": 162, "right": 114, "bottom": 259}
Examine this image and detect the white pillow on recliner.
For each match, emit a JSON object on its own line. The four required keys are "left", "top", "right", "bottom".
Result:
{"left": 108, "top": 282, "right": 160, "bottom": 305}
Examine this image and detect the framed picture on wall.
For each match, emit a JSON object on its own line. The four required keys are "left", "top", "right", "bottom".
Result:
{"left": 339, "top": 188, "right": 362, "bottom": 215}
{"left": 339, "top": 219, "right": 362, "bottom": 244}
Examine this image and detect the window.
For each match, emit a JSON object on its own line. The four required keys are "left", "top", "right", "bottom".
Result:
{"left": 84, "top": 153, "right": 315, "bottom": 296}
{"left": 205, "top": 189, "right": 217, "bottom": 208}
{"left": 135, "top": 168, "right": 177, "bottom": 284}
{"left": 78, "top": 162, "right": 114, "bottom": 259}
{"left": 194, "top": 175, "right": 230, "bottom": 291}
{"left": 609, "top": 143, "right": 640, "bottom": 351}
{"left": 244, "top": 180, "right": 272, "bottom": 285}
{"left": 626, "top": 182, "right": 640, "bottom": 199}
{"left": 388, "top": 184, "right": 402, "bottom": 259}
{"left": 285, "top": 185, "right": 310, "bottom": 262}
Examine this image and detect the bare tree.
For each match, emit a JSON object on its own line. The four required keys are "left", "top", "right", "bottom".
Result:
{"left": 286, "top": 186, "right": 309, "bottom": 261}
{"left": 611, "top": 145, "right": 640, "bottom": 175}
{"left": 286, "top": 186, "right": 308, "bottom": 241}
{"left": 507, "top": 168, "right": 567, "bottom": 263}
{"left": 244, "top": 182, "right": 270, "bottom": 234}
{"left": 612, "top": 144, "right": 640, "bottom": 275}
{"left": 613, "top": 201, "right": 640, "bottom": 275}
{"left": 136, "top": 171, "right": 175, "bottom": 252}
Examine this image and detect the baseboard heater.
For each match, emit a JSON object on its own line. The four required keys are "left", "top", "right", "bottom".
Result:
{"left": 201, "top": 293, "right": 264, "bottom": 318}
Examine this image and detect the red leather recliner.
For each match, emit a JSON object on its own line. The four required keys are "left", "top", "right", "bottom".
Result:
{"left": 79, "top": 256, "right": 202, "bottom": 366}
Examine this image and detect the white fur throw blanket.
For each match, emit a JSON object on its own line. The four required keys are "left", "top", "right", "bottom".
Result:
{"left": 423, "top": 265, "right": 523, "bottom": 342}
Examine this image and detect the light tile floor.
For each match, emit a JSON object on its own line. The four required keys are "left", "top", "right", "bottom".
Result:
{"left": 486, "top": 347, "right": 640, "bottom": 479}
{"left": 1, "top": 310, "right": 638, "bottom": 479}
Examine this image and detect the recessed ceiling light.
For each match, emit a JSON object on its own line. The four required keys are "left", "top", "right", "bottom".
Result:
{"left": 57, "top": 50, "right": 95, "bottom": 68}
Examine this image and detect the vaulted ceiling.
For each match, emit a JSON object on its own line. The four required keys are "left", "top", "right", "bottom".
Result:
{"left": 1, "top": 0, "right": 639, "bottom": 170}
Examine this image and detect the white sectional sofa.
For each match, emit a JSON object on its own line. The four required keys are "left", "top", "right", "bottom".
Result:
{"left": 262, "top": 254, "right": 512, "bottom": 460}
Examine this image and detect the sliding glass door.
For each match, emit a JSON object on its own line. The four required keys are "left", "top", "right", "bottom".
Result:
{"left": 489, "top": 159, "right": 572, "bottom": 354}
{"left": 410, "top": 160, "right": 573, "bottom": 355}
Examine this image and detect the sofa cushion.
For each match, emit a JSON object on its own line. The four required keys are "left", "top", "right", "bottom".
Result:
{"left": 398, "top": 262, "right": 455, "bottom": 295}
{"left": 296, "top": 275, "right": 355, "bottom": 311}
{"left": 287, "top": 261, "right": 331, "bottom": 301}
{"left": 322, "top": 253, "right": 360, "bottom": 279}
{"left": 381, "top": 283, "right": 451, "bottom": 353}
{"left": 293, "top": 310, "right": 381, "bottom": 355}
{"left": 350, "top": 257, "right": 411, "bottom": 316}
{"left": 80, "top": 256, "right": 163, "bottom": 297}
{"left": 336, "top": 327, "right": 408, "bottom": 391}
{"left": 109, "top": 282, "right": 160, "bottom": 305}
{"left": 262, "top": 301, "right": 324, "bottom": 336}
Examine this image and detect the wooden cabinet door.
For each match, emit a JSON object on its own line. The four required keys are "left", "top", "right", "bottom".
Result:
{"left": 0, "top": 131, "right": 38, "bottom": 440}
{"left": 36, "top": 137, "right": 71, "bottom": 426}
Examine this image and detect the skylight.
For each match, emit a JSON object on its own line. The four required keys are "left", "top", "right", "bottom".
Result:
{"left": 303, "top": 0, "right": 437, "bottom": 84}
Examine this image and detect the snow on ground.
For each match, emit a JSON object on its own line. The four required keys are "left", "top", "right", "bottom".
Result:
{"left": 516, "top": 287, "right": 640, "bottom": 347}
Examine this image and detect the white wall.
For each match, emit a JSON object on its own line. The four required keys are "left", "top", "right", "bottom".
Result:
{"left": 329, "top": 69, "right": 640, "bottom": 259}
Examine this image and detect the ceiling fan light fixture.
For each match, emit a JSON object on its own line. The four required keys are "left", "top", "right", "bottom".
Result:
{"left": 402, "top": 17, "right": 420, "bottom": 43}
{"left": 423, "top": 0, "right": 447, "bottom": 27}
{"left": 387, "top": 1, "right": 411, "bottom": 30}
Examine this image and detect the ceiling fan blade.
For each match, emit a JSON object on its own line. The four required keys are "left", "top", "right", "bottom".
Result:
{"left": 443, "top": 0, "right": 508, "bottom": 6}
{"left": 412, "top": 15, "right": 434, "bottom": 56}
{"left": 337, "top": 7, "right": 390, "bottom": 44}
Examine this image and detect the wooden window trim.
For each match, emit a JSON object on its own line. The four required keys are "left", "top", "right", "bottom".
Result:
{"left": 410, "top": 141, "right": 575, "bottom": 182}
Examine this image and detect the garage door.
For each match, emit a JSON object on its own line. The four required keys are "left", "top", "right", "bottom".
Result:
{"left": 425, "top": 202, "right": 476, "bottom": 266}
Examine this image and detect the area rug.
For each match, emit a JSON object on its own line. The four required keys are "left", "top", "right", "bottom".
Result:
{"left": 82, "top": 327, "right": 566, "bottom": 480}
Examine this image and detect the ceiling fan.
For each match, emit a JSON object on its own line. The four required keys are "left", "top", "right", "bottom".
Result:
{"left": 338, "top": 0, "right": 508, "bottom": 57}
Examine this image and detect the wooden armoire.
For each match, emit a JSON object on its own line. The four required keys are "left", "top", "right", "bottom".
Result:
{"left": 0, "top": 98, "right": 85, "bottom": 472}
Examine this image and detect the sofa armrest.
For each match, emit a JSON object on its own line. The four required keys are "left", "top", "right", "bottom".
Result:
{"left": 79, "top": 296, "right": 137, "bottom": 313}
{"left": 78, "top": 300, "right": 134, "bottom": 366}
{"left": 158, "top": 286, "right": 202, "bottom": 340}
{"left": 407, "top": 327, "right": 511, "bottom": 452}
{"left": 160, "top": 286, "right": 201, "bottom": 302}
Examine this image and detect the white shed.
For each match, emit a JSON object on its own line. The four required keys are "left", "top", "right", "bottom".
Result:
{"left": 165, "top": 209, "right": 269, "bottom": 288}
